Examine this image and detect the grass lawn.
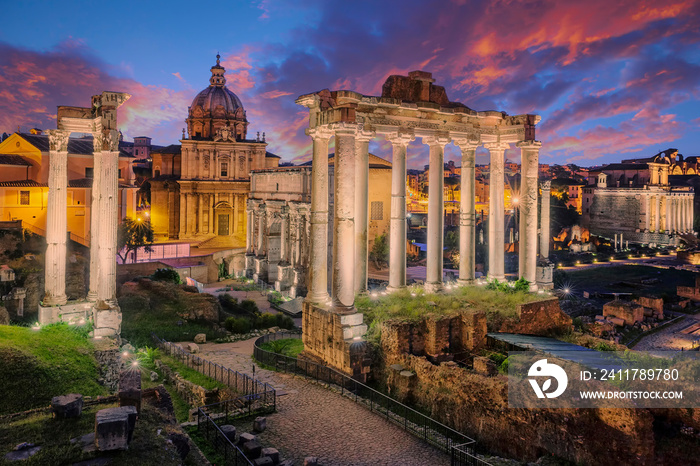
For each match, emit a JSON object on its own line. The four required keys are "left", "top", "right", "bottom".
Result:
{"left": 0, "top": 324, "right": 108, "bottom": 415}
{"left": 259, "top": 338, "right": 304, "bottom": 357}
{"left": 355, "top": 285, "right": 541, "bottom": 341}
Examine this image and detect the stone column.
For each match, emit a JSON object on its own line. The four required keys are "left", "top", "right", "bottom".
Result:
{"left": 209, "top": 194, "right": 215, "bottom": 234}
{"left": 645, "top": 194, "right": 651, "bottom": 231}
{"left": 256, "top": 207, "right": 265, "bottom": 256}
{"left": 179, "top": 193, "right": 187, "bottom": 238}
{"left": 540, "top": 181, "right": 551, "bottom": 259}
{"left": 280, "top": 207, "right": 289, "bottom": 263}
{"left": 44, "top": 130, "right": 70, "bottom": 306}
{"left": 233, "top": 194, "right": 240, "bottom": 235}
{"left": 387, "top": 131, "right": 415, "bottom": 291}
{"left": 354, "top": 129, "right": 373, "bottom": 294}
{"left": 655, "top": 194, "right": 661, "bottom": 232}
{"left": 454, "top": 138, "right": 479, "bottom": 284}
{"left": 517, "top": 141, "right": 541, "bottom": 290}
{"left": 88, "top": 137, "right": 103, "bottom": 301}
{"left": 98, "top": 131, "right": 120, "bottom": 303}
{"left": 307, "top": 126, "right": 333, "bottom": 304}
{"left": 665, "top": 195, "right": 671, "bottom": 232}
{"left": 424, "top": 134, "right": 450, "bottom": 293}
{"left": 246, "top": 207, "right": 254, "bottom": 253}
{"left": 197, "top": 195, "right": 204, "bottom": 234}
{"left": 332, "top": 123, "right": 359, "bottom": 311}
{"left": 676, "top": 197, "right": 682, "bottom": 233}
{"left": 484, "top": 142, "right": 509, "bottom": 281}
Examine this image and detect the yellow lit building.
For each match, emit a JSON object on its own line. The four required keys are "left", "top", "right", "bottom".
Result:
{"left": 0, "top": 132, "right": 138, "bottom": 245}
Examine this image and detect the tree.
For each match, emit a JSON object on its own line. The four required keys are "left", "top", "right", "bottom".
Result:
{"left": 370, "top": 232, "right": 389, "bottom": 269}
{"left": 117, "top": 216, "right": 154, "bottom": 263}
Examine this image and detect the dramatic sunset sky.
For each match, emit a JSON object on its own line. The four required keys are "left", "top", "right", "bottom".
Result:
{"left": 1, "top": 0, "right": 698, "bottom": 168}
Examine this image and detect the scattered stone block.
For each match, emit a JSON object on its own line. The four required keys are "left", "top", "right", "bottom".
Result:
{"left": 278, "top": 460, "right": 294, "bottom": 466}
{"left": 52, "top": 393, "right": 83, "bottom": 419}
{"left": 254, "top": 457, "right": 274, "bottom": 466}
{"left": 253, "top": 416, "right": 267, "bottom": 432}
{"left": 3, "top": 443, "right": 41, "bottom": 461}
{"left": 187, "top": 343, "right": 200, "bottom": 353}
{"left": 220, "top": 425, "right": 237, "bottom": 442}
{"left": 238, "top": 432, "right": 257, "bottom": 445}
{"left": 150, "top": 371, "right": 159, "bottom": 382}
{"left": 70, "top": 432, "right": 97, "bottom": 453}
{"left": 242, "top": 440, "right": 262, "bottom": 459}
{"left": 118, "top": 370, "right": 142, "bottom": 413}
{"left": 304, "top": 457, "right": 319, "bottom": 466}
{"left": 194, "top": 333, "right": 207, "bottom": 344}
{"left": 261, "top": 447, "right": 280, "bottom": 464}
{"left": 95, "top": 406, "right": 137, "bottom": 451}
{"left": 389, "top": 364, "right": 404, "bottom": 372}
{"left": 167, "top": 433, "right": 191, "bottom": 460}
{"left": 603, "top": 300, "right": 644, "bottom": 326}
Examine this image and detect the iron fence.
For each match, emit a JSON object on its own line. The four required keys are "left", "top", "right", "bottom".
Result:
{"left": 196, "top": 404, "right": 255, "bottom": 466}
{"left": 151, "top": 334, "right": 276, "bottom": 411}
{"left": 253, "top": 331, "right": 491, "bottom": 466}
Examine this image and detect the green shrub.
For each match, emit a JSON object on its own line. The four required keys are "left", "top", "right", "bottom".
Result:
{"left": 275, "top": 313, "right": 295, "bottom": 329}
{"left": 151, "top": 268, "right": 181, "bottom": 284}
{"left": 255, "top": 313, "right": 278, "bottom": 329}
{"left": 240, "top": 299, "right": 259, "bottom": 315}
{"left": 499, "top": 358, "right": 510, "bottom": 374}
{"left": 225, "top": 317, "right": 251, "bottom": 334}
{"left": 513, "top": 277, "right": 530, "bottom": 292}
{"left": 219, "top": 293, "right": 239, "bottom": 313}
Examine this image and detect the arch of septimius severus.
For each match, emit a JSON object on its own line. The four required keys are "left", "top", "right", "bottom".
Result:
{"left": 296, "top": 71, "right": 544, "bottom": 379}
{"left": 38, "top": 91, "right": 130, "bottom": 338}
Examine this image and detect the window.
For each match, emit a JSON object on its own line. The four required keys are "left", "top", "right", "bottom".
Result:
{"left": 118, "top": 169, "right": 122, "bottom": 179}
{"left": 371, "top": 201, "right": 383, "bottom": 220}
{"left": 19, "top": 191, "right": 30, "bottom": 205}
{"left": 85, "top": 167, "right": 94, "bottom": 178}
{"left": 221, "top": 162, "right": 228, "bottom": 177}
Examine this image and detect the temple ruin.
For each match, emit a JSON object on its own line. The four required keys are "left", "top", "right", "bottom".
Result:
{"left": 296, "top": 71, "right": 544, "bottom": 377}
{"left": 39, "top": 91, "right": 130, "bottom": 337}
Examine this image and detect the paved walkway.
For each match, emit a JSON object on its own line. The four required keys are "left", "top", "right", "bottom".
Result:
{"left": 633, "top": 312, "right": 700, "bottom": 353}
{"left": 193, "top": 338, "right": 451, "bottom": 466}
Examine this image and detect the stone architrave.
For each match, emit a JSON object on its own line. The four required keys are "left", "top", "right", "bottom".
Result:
{"left": 306, "top": 126, "right": 333, "bottom": 304}
{"left": 454, "top": 138, "right": 479, "bottom": 284}
{"left": 484, "top": 142, "right": 509, "bottom": 281}
{"left": 517, "top": 141, "right": 541, "bottom": 291}
{"left": 354, "top": 129, "right": 374, "bottom": 294}
{"left": 331, "top": 122, "right": 359, "bottom": 311}
{"left": 387, "top": 130, "right": 415, "bottom": 291}
{"left": 424, "top": 134, "right": 450, "bottom": 293}
{"left": 44, "top": 130, "right": 70, "bottom": 306}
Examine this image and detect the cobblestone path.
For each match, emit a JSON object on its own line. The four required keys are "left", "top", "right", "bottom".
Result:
{"left": 194, "top": 338, "right": 451, "bottom": 466}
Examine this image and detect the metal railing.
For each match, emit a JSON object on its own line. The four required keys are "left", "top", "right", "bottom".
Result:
{"left": 151, "top": 334, "right": 276, "bottom": 409}
{"left": 253, "top": 332, "right": 491, "bottom": 466}
{"left": 196, "top": 403, "right": 255, "bottom": 466}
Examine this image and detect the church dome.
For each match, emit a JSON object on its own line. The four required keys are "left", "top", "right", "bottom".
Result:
{"left": 186, "top": 54, "right": 248, "bottom": 141}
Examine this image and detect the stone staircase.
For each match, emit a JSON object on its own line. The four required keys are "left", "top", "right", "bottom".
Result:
{"left": 196, "top": 234, "right": 246, "bottom": 250}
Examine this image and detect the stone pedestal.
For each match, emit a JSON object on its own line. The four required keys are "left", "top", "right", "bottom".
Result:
{"left": 93, "top": 301, "right": 122, "bottom": 338}
{"left": 95, "top": 406, "right": 137, "bottom": 451}
{"left": 536, "top": 262, "right": 554, "bottom": 290}
{"left": 301, "top": 302, "right": 371, "bottom": 381}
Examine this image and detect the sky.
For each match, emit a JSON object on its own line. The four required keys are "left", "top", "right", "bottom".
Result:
{"left": 1, "top": 0, "right": 699, "bottom": 169}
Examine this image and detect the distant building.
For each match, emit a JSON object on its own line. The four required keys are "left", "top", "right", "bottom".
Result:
{"left": 582, "top": 150, "right": 695, "bottom": 246}
{"left": 0, "top": 132, "right": 138, "bottom": 246}
{"left": 552, "top": 178, "right": 585, "bottom": 214}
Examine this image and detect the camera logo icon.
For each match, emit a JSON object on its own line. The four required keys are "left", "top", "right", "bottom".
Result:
{"left": 528, "top": 359, "right": 568, "bottom": 399}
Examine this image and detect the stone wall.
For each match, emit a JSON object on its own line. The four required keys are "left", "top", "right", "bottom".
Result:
{"left": 155, "top": 359, "right": 230, "bottom": 406}
{"left": 301, "top": 302, "right": 370, "bottom": 380}
{"left": 94, "top": 340, "right": 122, "bottom": 392}
{"left": 380, "top": 311, "right": 487, "bottom": 362}
{"left": 603, "top": 300, "right": 644, "bottom": 326}
{"left": 499, "top": 297, "right": 572, "bottom": 335}
{"left": 678, "top": 275, "right": 700, "bottom": 301}
{"left": 381, "top": 354, "right": 656, "bottom": 465}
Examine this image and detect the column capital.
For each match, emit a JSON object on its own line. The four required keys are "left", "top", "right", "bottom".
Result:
{"left": 355, "top": 128, "right": 375, "bottom": 143}
{"left": 47, "top": 129, "right": 70, "bottom": 152}
{"left": 516, "top": 140, "right": 543, "bottom": 151}
{"left": 422, "top": 132, "right": 450, "bottom": 147}
{"left": 483, "top": 141, "right": 510, "bottom": 152}
{"left": 541, "top": 180, "right": 551, "bottom": 190}
{"left": 386, "top": 129, "right": 415, "bottom": 146}
{"left": 453, "top": 138, "right": 480, "bottom": 151}
{"left": 306, "top": 126, "right": 334, "bottom": 140}
{"left": 328, "top": 121, "right": 363, "bottom": 136}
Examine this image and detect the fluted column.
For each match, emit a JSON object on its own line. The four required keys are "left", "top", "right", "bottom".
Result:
{"left": 98, "top": 130, "right": 120, "bottom": 303}
{"left": 454, "top": 138, "right": 479, "bottom": 284}
{"left": 424, "top": 134, "right": 450, "bottom": 293}
{"left": 680, "top": 197, "right": 686, "bottom": 233}
{"left": 540, "top": 180, "right": 551, "bottom": 259}
{"left": 280, "top": 207, "right": 289, "bottom": 263}
{"left": 676, "top": 197, "right": 682, "bottom": 233}
{"left": 44, "top": 130, "right": 70, "bottom": 306}
{"left": 88, "top": 137, "right": 103, "bottom": 301}
{"left": 665, "top": 195, "right": 671, "bottom": 232}
{"left": 354, "top": 129, "right": 374, "bottom": 294}
{"left": 686, "top": 197, "right": 693, "bottom": 231}
{"left": 485, "top": 142, "right": 509, "bottom": 281}
{"left": 198, "top": 195, "right": 204, "bottom": 234}
{"left": 332, "top": 123, "right": 359, "bottom": 311}
{"left": 645, "top": 194, "right": 651, "bottom": 231}
{"left": 246, "top": 206, "right": 254, "bottom": 253}
{"left": 654, "top": 194, "right": 661, "bottom": 232}
{"left": 517, "top": 141, "right": 541, "bottom": 290}
{"left": 307, "top": 126, "right": 333, "bottom": 304}
{"left": 256, "top": 207, "right": 265, "bottom": 256}
{"left": 387, "top": 131, "right": 414, "bottom": 291}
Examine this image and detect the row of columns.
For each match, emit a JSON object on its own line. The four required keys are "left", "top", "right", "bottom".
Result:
{"left": 246, "top": 204, "right": 310, "bottom": 269}
{"left": 179, "top": 192, "right": 244, "bottom": 237}
{"left": 644, "top": 193, "right": 694, "bottom": 233}
{"left": 305, "top": 122, "right": 543, "bottom": 312}
{"left": 44, "top": 129, "right": 119, "bottom": 306}
{"left": 181, "top": 149, "right": 249, "bottom": 180}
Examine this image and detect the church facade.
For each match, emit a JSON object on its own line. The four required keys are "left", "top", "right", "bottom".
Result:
{"left": 150, "top": 55, "right": 280, "bottom": 248}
